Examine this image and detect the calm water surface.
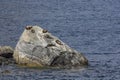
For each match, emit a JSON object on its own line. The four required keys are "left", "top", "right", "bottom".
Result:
{"left": 0, "top": 0, "right": 120, "bottom": 80}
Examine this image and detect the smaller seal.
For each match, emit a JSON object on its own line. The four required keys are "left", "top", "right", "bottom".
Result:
{"left": 31, "top": 29, "right": 35, "bottom": 33}
{"left": 44, "top": 34, "right": 53, "bottom": 39}
{"left": 45, "top": 44, "right": 55, "bottom": 48}
{"left": 56, "top": 40, "right": 63, "bottom": 45}
{"left": 42, "top": 29, "right": 48, "bottom": 33}
{"left": 26, "top": 26, "right": 32, "bottom": 30}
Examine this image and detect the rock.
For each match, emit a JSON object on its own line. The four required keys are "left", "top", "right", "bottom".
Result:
{"left": 0, "top": 46, "right": 14, "bottom": 58}
{"left": 0, "top": 56, "right": 16, "bottom": 65}
{"left": 1, "top": 70, "right": 11, "bottom": 74}
{"left": 13, "top": 26, "right": 88, "bottom": 68}
{"left": 0, "top": 46, "right": 15, "bottom": 65}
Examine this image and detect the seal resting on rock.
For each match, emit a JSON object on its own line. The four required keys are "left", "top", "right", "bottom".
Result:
{"left": 13, "top": 26, "right": 88, "bottom": 68}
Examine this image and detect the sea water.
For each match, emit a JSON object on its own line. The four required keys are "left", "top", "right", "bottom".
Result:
{"left": 0, "top": 0, "right": 120, "bottom": 80}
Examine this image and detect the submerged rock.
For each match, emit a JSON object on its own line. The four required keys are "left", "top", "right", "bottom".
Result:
{"left": 13, "top": 26, "right": 88, "bottom": 68}
{"left": 1, "top": 70, "right": 11, "bottom": 74}
{"left": 0, "top": 57, "right": 15, "bottom": 65}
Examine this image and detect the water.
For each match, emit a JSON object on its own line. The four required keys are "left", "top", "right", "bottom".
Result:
{"left": 0, "top": 0, "right": 120, "bottom": 80}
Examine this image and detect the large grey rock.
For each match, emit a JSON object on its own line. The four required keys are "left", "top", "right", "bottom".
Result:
{"left": 13, "top": 26, "right": 88, "bottom": 67}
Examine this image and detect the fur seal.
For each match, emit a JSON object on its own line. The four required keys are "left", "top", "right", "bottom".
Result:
{"left": 31, "top": 29, "right": 35, "bottom": 33}
{"left": 25, "top": 26, "right": 32, "bottom": 30}
{"left": 45, "top": 44, "right": 56, "bottom": 48}
{"left": 44, "top": 34, "right": 54, "bottom": 39}
{"left": 42, "top": 29, "right": 48, "bottom": 33}
{"left": 56, "top": 40, "right": 63, "bottom": 45}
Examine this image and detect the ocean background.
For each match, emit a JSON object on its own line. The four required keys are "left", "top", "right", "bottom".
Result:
{"left": 0, "top": 0, "right": 120, "bottom": 80}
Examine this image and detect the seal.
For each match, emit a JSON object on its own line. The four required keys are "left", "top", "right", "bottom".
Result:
{"left": 42, "top": 29, "right": 48, "bottom": 33}
{"left": 45, "top": 44, "right": 56, "bottom": 48}
{"left": 44, "top": 34, "right": 54, "bottom": 39}
{"left": 31, "top": 29, "right": 35, "bottom": 33}
{"left": 56, "top": 40, "right": 63, "bottom": 45}
{"left": 26, "top": 26, "right": 32, "bottom": 30}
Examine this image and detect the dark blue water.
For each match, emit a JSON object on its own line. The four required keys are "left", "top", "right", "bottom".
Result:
{"left": 0, "top": 0, "right": 120, "bottom": 80}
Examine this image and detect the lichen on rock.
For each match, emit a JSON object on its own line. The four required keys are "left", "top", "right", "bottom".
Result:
{"left": 13, "top": 25, "right": 88, "bottom": 68}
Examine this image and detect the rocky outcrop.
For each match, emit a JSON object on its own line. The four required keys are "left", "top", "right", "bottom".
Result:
{"left": 0, "top": 46, "right": 15, "bottom": 65}
{"left": 13, "top": 26, "right": 88, "bottom": 68}
{"left": 0, "top": 46, "right": 13, "bottom": 58}
{"left": 0, "top": 56, "right": 15, "bottom": 65}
